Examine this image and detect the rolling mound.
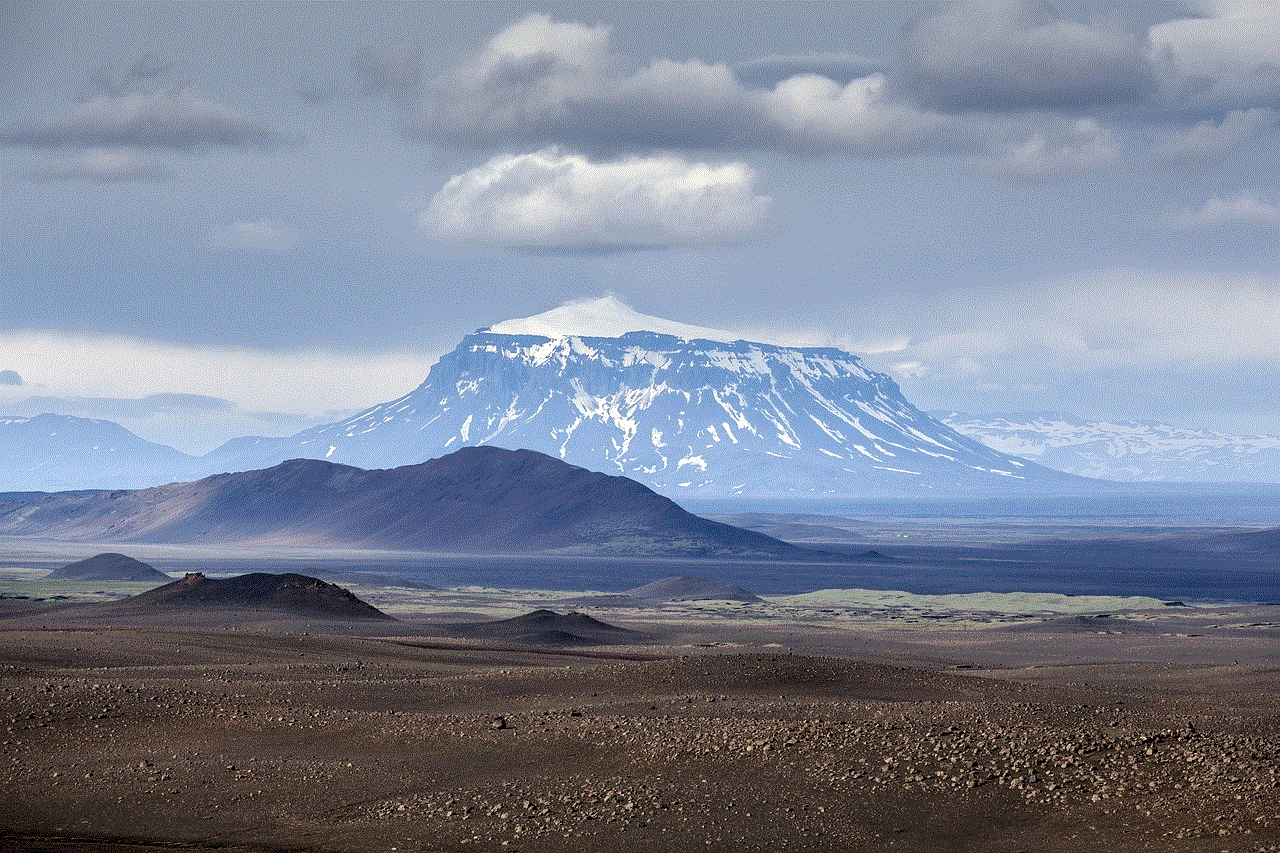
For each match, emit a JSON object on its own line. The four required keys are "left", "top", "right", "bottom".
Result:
{"left": 450, "top": 609, "right": 643, "bottom": 646}
{"left": 46, "top": 552, "right": 170, "bottom": 582}
{"left": 121, "top": 572, "right": 395, "bottom": 621}
{"left": 0, "top": 446, "right": 812, "bottom": 557}
{"left": 626, "top": 576, "right": 763, "bottom": 603}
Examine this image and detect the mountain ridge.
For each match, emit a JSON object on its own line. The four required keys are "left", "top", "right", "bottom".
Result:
{"left": 0, "top": 446, "right": 813, "bottom": 557}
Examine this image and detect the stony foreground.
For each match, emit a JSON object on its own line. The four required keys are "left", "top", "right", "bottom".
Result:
{"left": 1, "top": 626, "right": 1278, "bottom": 852}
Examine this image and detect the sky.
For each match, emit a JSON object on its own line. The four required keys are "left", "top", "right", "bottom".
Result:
{"left": 1, "top": 0, "right": 1278, "bottom": 454}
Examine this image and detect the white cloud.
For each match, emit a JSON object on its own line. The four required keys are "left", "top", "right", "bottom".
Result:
{"left": 863, "top": 272, "right": 1280, "bottom": 383}
{"left": 422, "top": 148, "right": 772, "bottom": 250}
{"left": 211, "top": 218, "right": 303, "bottom": 251}
{"left": 985, "top": 118, "right": 1120, "bottom": 178}
{"left": 1165, "top": 192, "right": 1280, "bottom": 229}
{"left": 0, "top": 330, "right": 438, "bottom": 451}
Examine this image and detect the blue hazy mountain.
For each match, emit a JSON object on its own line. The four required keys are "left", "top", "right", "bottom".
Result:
{"left": 0, "top": 413, "right": 196, "bottom": 492}
{"left": 204, "top": 297, "right": 1068, "bottom": 497}
{"left": 938, "top": 411, "right": 1280, "bottom": 484}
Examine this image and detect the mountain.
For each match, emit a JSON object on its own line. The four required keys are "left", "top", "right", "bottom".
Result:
{"left": 938, "top": 412, "right": 1280, "bottom": 483}
{"left": 0, "top": 446, "right": 811, "bottom": 557}
{"left": 0, "top": 413, "right": 196, "bottom": 492}
{"left": 122, "top": 572, "right": 394, "bottom": 620}
{"left": 625, "top": 576, "right": 763, "bottom": 603}
{"left": 448, "top": 609, "right": 643, "bottom": 646}
{"left": 204, "top": 297, "right": 1071, "bottom": 497}
{"left": 46, "top": 552, "right": 170, "bottom": 582}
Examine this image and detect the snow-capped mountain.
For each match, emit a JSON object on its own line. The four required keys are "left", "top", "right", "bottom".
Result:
{"left": 206, "top": 297, "right": 1069, "bottom": 497}
{"left": 0, "top": 413, "right": 196, "bottom": 492}
{"left": 938, "top": 412, "right": 1280, "bottom": 483}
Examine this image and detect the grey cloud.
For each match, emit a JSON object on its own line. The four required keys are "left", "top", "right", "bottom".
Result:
{"left": 1156, "top": 108, "right": 1279, "bottom": 161}
{"left": 15, "top": 393, "right": 236, "bottom": 420}
{"left": 0, "top": 87, "right": 286, "bottom": 150}
{"left": 899, "top": 2, "right": 1159, "bottom": 112}
{"left": 410, "top": 14, "right": 986, "bottom": 157}
{"left": 734, "top": 53, "right": 884, "bottom": 89}
{"left": 0, "top": 370, "right": 22, "bottom": 387}
{"left": 28, "top": 148, "right": 173, "bottom": 182}
{"left": 127, "top": 53, "right": 170, "bottom": 82}
{"left": 352, "top": 42, "right": 423, "bottom": 99}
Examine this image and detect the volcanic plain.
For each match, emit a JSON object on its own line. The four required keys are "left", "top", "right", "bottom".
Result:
{"left": 1, "top": 561, "right": 1278, "bottom": 853}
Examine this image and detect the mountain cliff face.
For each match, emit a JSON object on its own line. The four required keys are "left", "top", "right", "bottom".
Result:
{"left": 208, "top": 298, "right": 1066, "bottom": 497}
{"left": 0, "top": 446, "right": 810, "bottom": 557}
{"left": 938, "top": 412, "right": 1280, "bottom": 483}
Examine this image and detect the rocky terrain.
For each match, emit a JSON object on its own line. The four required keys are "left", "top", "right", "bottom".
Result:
{"left": 0, "top": 613, "right": 1278, "bottom": 853}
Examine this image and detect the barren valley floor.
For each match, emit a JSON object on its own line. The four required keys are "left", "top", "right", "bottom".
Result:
{"left": 1, "top": 602, "right": 1279, "bottom": 853}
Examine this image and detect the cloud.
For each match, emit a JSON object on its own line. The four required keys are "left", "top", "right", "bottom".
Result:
{"left": 852, "top": 271, "right": 1280, "bottom": 427}
{"left": 211, "top": 218, "right": 302, "bottom": 251}
{"left": 352, "top": 42, "right": 422, "bottom": 99}
{"left": 0, "top": 330, "right": 431, "bottom": 413}
{"left": 898, "top": 2, "right": 1158, "bottom": 112}
{"left": 734, "top": 53, "right": 883, "bottom": 89}
{"left": 412, "top": 13, "right": 979, "bottom": 156}
{"left": 126, "top": 53, "right": 171, "bottom": 82}
{"left": 421, "top": 148, "right": 772, "bottom": 251}
{"left": 15, "top": 392, "right": 235, "bottom": 420}
{"left": 1156, "top": 107, "right": 1279, "bottom": 161}
{"left": 0, "top": 370, "right": 22, "bottom": 387}
{"left": 1148, "top": 5, "right": 1280, "bottom": 115}
{"left": 28, "top": 147, "right": 172, "bottom": 182}
{"left": 985, "top": 118, "right": 1120, "bottom": 178}
{"left": 0, "top": 87, "right": 285, "bottom": 150}
{"left": 1165, "top": 192, "right": 1280, "bottom": 228}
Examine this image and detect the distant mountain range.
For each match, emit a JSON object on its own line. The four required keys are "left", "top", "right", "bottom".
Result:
{"left": 0, "top": 446, "right": 809, "bottom": 557}
{"left": 201, "top": 297, "right": 1068, "bottom": 497}
{"left": 0, "top": 413, "right": 195, "bottom": 492}
{"left": 938, "top": 412, "right": 1280, "bottom": 483}
{"left": 8, "top": 300, "right": 1274, "bottom": 495}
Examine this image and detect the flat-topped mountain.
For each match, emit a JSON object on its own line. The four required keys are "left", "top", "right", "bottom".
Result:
{"left": 0, "top": 446, "right": 811, "bottom": 557}
{"left": 205, "top": 297, "right": 1075, "bottom": 498}
{"left": 123, "top": 572, "right": 394, "bottom": 620}
{"left": 47, "top": 552, "right": 170, "bottom": 582}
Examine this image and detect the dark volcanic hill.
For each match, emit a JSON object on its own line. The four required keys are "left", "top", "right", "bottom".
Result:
{"left": 0, "top": 446, "right": 811, "bottom": 557}
{"left": 47, "top": 552, "right": 169, "bottom": 582}
{"left": 626, "top": 576, "right": 763, "bottom": 603}
{"left": 449, "top": 609, "right": 643, "bottom": 646}
{"left": 123, "top": 572, "right": 394, "bottom": 620}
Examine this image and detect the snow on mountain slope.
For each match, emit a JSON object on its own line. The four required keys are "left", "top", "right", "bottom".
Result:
{"left": 938, "top": 412, "right": 1280, "bottom": 483}
{"left": 0, "top": 413, "right": 196, "bottom": 492}
{"left": 206, "top": 298, "right": 1070, "bottom": 497}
